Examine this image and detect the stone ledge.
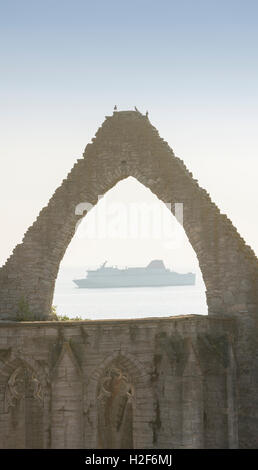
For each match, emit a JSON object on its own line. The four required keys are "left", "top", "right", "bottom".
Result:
{"left": 0, "top": 314, "right": 236, "bottom": 328}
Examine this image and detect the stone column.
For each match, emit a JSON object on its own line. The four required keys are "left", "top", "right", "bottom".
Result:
{"left": 182, "top": 341, "right": 204, "bottom": 448}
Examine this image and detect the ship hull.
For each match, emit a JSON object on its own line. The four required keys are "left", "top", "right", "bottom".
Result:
{"left": 73, "top": 273, "right": 195, "bottom": 288}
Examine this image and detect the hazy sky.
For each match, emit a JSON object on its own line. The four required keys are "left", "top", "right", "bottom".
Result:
{"left": 1, "top": 0, "right": 257, "bottom": 272}
{"left": 62, "top": 177, "right": 202, "bottom": 271}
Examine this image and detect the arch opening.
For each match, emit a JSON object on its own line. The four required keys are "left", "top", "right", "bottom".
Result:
{"left": 53, "top": 177, "right": 208, "bottom": 319}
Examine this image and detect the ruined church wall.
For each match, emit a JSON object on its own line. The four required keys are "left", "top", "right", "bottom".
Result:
{"left": 0, "top": 111, "right": 257, "bottom": 448}
{"left": 0, "top": 316, "right": 244, "bottom": 449}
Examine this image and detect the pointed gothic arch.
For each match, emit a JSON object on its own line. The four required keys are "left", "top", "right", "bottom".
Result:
{"left": 0, "top": 110, "right": 257, "bottom": 320}
{"left": 0, "top": 357, "right": 45, "bottom": 448}
{"left": 54, "top": 174, "right": 208, "bottom": 317}
{"left": 85, "top": 351, "right": 154, "bottom": 449}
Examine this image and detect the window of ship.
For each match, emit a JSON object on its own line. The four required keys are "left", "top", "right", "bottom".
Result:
{"left": 53, "top": 177, "right": 208, "bottom": 320}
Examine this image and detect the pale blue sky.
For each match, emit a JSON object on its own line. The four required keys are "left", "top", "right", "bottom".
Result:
{"left": 0, "top": 0, "right": 257, "bottom": 269}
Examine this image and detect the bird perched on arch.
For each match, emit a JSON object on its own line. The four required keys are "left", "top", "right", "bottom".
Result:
{"left": 114, "top": 105, "right": 117, "bottom": 111}
{"left": 134, "top": 106, "right": 140, "bottom": 113}
{"left": 145, "top": 111, "right": 149, "bottom": 118}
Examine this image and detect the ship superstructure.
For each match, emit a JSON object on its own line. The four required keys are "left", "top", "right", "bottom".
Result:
{"left": 73, "top": 260, "right": 195, "bottom": 288}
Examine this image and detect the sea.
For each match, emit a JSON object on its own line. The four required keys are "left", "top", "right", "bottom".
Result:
{"left": 53, "top": 266, "right": 208, "bottom": 320}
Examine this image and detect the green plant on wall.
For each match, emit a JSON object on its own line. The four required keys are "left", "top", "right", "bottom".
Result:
{"left": 50, "top": 304, "right": 58, "bottom": 320}
{"left": 49, "top": 305, "right": 83, "bottom": 321}
{"left": 16, "top": 296, "right": 34, "bottom": 321}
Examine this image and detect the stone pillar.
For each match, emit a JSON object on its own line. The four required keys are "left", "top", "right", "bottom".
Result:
{"left": 51, "top": 343, "right": 83, "bottom": 448}
{"left": 227, "top": 340, "right": 238, "bottom": 448}
{"left": 182, "top": 341, "right": 204, "bottom": 448}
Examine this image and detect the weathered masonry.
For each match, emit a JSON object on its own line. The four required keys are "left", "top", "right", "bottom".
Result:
{"left": 0, "top": 316, "right": 239, "bottom": 449}
{"left": 0, "top": 110, "right": 257, "bottom": 448}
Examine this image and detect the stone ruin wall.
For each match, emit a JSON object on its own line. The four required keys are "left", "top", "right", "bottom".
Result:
{"left": 0, "top": 110, "right": 257, "bottom": 448}
{"left": 0, "top": 316, "right": 242, "bottom": 449}
{"left": 0, "top": 111, "right": 257, "bottom": 321}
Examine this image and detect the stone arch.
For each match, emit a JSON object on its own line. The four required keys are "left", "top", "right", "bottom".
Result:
{"left": 0, "top": 357, "right": 45, "bottom": 448}
{"left": 85, "top": 351, "right": 153, "bottom": 449}
{"left": 0, "top": 110, "right": 257, "bottom": 320}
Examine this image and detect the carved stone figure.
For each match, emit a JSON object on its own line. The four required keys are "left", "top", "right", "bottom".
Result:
{"left": 5, "top": 366, "right": 43, "bottom": 411}
{"left": 97, "top": 366, "right": 134, "bottom": 448}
